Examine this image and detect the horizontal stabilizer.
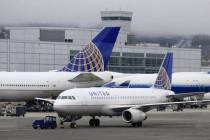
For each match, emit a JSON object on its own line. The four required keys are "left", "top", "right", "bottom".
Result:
{"left": 69, "top": 73, "right": 103, "bottom": 82}
{"left": 35, "top": 98, "right": 55, "bottom": 104}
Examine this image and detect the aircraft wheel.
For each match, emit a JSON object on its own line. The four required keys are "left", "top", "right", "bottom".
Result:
{"left": 131, "top": 123, "right": 136, "bottom": 127}
{"left": 70, "top": 122, "right": 77, "bottom": 128}
{"left": 89, "top": 119, "right": 94, "bottom": 127}
{"left": 33, "top": 126, "right": 38, "bottom": 129}
{"left": 132, "top": 122, "right": 142, "bottom": 127}
{"left": 95, "top": 119, "right": 100, "bottom": 127}
{"left": 60, "top": 121, "right": 64, "bottom": 128}
{"left": 136, "top": 122, "right": 142, "bottom": 127}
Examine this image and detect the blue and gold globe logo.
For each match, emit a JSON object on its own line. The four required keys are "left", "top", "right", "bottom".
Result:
{"left": 154, "top": 67, "right": 171, "bottom": 90}
{"left": 64, "top": 42, "right": 104, "bottom": 72}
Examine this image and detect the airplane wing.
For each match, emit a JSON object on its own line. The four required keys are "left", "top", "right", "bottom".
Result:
{"left": 111, "top": 100, "right": 210, "bottom": 113}
{"left": 69, "top": 73, "right": 103, "bottom": 82}
{"left": 167, "top": 92, "right": 205, "bottom": 100}
{"left": 35, "top": 98, "right": 55, "bottom": 104}
{"left": 132, "top": 100, "right": 210, "bottom": 112}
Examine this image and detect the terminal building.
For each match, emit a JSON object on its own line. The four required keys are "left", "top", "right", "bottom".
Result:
{"left": 0, "top": 11, "right": 201, "bottom": 73}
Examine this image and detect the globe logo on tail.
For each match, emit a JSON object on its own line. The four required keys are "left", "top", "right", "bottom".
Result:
{"left": 63, "top": 42, "right": 104, "bottom": 72}
{"left": 154, "top": 67, "right": 171, "bottom": 90}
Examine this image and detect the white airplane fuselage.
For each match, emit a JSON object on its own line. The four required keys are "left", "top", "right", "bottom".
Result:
{"left": 110, "top": 72, "right": 210, "bottom": 94}
{"left": 0, "top": 72, "right": 112, "bottom": 101}
{"left": 54, "top": 88, "right": 174, "bottom": 116}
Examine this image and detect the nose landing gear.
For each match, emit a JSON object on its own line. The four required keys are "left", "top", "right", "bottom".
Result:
{"left": 58, "top": 115, "right": 81, "bottom": 129}
{"left": 70, "top": 122, "right": 77, "bottom": 128}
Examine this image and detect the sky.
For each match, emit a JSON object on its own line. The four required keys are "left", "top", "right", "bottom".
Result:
{"left": 0, "top": 0, "right": 210, "bottom": 36}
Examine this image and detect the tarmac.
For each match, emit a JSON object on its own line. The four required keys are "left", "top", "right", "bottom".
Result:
{"left": 0, "top": 109, "right": 210, "bottom": 140}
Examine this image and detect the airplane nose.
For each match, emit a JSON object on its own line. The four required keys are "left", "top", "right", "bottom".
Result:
{"left": 53, "top": 104, "right": 63, "bottom": 112}
{"left": 53, "top": 100, "right": 63, "bottom": 112}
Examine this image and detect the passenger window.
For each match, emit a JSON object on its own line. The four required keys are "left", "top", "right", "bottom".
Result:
{"left": 61, "top": 96, "right": 67, "bottom": 99}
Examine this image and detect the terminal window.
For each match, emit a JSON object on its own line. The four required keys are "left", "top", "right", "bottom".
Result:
{"left": 101, "top": 16, "right": 132, "bottom": 21}
{"left": 40, "top": 29, "right": 65, "bottom": 42}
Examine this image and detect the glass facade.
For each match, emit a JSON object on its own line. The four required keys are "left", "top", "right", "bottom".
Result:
{"left": 40, "top": 30, "right": 65, "bottom": 42}
{"left": 107, "top": 53, "right": 164, "bottom": 73}
{"left": 70, "top": 50, "right": 164, "bottom": 73}
{"left": 0, "top": 37, "right": 201, "bottom": 73}
{"left": 101, "top": 16, "right": 132, "bottom": 21}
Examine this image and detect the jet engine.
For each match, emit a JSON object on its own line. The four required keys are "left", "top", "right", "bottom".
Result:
{"left": 122, "top": 109, "right": 147, "bottom": 123}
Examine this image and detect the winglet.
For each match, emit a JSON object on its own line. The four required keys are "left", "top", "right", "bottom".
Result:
{"left": 153, "top": 52, "right": 173, "bottom": 90}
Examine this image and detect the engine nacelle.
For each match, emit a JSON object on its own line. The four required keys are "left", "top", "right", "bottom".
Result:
{"left": 122, "top": 109, "right": 147, "bottom": 123}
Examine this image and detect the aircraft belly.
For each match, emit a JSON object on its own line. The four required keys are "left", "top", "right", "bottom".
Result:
{"left": 55, "top": 105, "right": 108, "bottom": 116}
{"left": 0, "top": 90, "right": 61, "bottom": 101}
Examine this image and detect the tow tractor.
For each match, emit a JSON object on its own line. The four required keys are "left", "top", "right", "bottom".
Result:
{"left": 32, "top": 116, "right": 57, "bottom": 129}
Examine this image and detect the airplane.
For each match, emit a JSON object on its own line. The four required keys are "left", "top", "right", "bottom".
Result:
{"left": 38, "top": 53, "right": 210, "bottom": 128}
{"left": 105, "top": 70, "right": 210, "bottom": 99}
{"left": 0, "top": 27, "right": 120, "bottom": 101}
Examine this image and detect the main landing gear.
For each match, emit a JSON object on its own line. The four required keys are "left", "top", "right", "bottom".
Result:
{"left": 89, "top": 117, "right": 100, "bottom": 127}
{"left": 131, "top": 122, "right": 142, "bottom": 127}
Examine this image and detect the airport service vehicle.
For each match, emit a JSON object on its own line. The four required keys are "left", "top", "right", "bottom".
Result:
{"left": 0, "top": 27, "right": 120, "bottom": 101}
{"left": 32, "top": 116, "right": 57, "bottom": 129}
{"left": 5, "top": 106, "right": 26, "bottom": 117}
{"left": 0, "top": 105, "right": 26, "bottom": 116}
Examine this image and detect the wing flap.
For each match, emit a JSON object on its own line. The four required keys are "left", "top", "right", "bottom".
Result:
{"left": 133, "top": 100, "right": 210, "bottom": 111}
{"left": 111, "top": 100, "right": 210, "bottom": 113}
{"left": 167, "top": 92, "right": 205, "bottom": 100}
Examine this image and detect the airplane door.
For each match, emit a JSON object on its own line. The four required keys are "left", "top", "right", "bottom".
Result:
{"left": 50, "top": 80, "right": 63, "bottom": 89}
{"left": 80, "top": 95, "right": 87, "bottom": 105}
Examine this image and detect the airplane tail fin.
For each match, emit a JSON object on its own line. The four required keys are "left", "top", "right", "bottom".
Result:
{"left": 153, "top": 52, "right": 173, "bottom": 90}
{"left": 61, "top": 27, "right": 120, "bottom": 72}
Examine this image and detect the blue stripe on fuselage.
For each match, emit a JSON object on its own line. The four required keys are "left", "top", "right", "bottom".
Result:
{"left": 132, "top": 84, "right": 210, "bottom": 94}
{"left": 106, "top": 83, "right": 210, "bottom": 94}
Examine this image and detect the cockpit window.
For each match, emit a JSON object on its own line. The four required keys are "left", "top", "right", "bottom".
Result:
{"left": 57, "top": 96, "right": 61, "bottom": 99}
{"left": 67, "top": 96, "right": 76, "bottom": 100}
